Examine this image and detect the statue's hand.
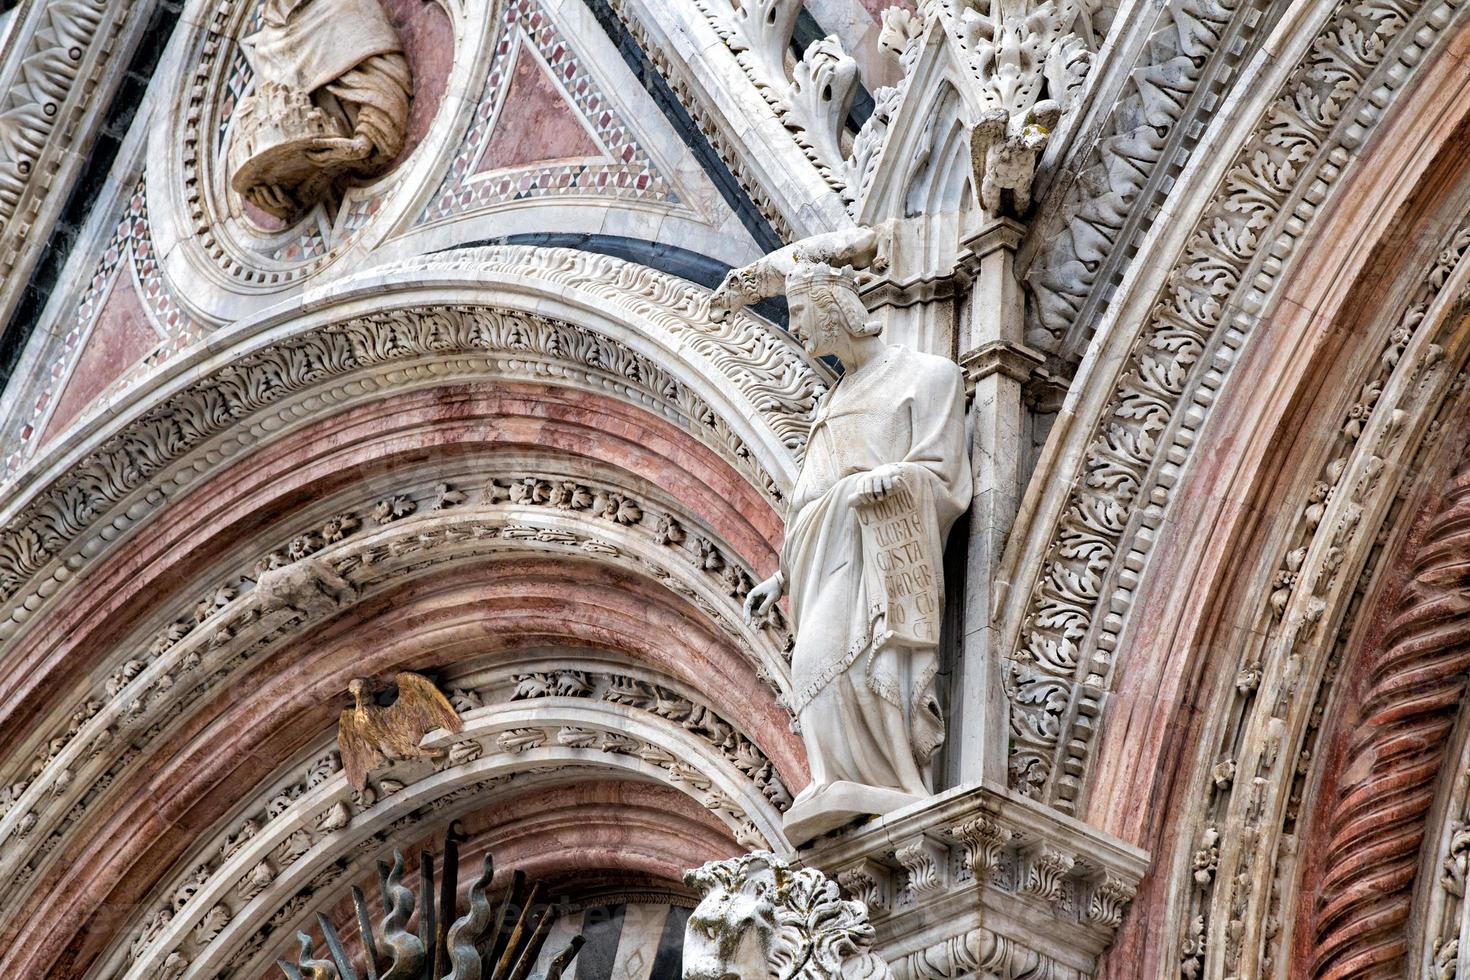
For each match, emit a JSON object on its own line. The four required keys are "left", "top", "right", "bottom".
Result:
{"left": 850, "top": 464, "right": 905, "bottom": 507}
{"left": 306, "top": 135, "right": 374, "bottom": 165}
{"left": 247, "top": 183, "right": 293, "bottom": 218}
{"left": 744, "top": 573, "right": 784, "bottom": 623}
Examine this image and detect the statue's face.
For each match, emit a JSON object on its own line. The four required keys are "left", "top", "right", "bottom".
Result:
{"left": 788, "top": 292, "right": 842, "bottom": 358}
{"left": 684, "top": 884, "right": 774, "bottom": 980}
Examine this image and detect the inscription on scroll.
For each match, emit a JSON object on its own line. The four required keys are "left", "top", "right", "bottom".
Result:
{"left": 859, "top": 481, "right": 941, "bottom": 647}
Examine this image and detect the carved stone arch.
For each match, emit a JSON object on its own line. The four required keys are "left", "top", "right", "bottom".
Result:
{"left": 995, "top": 0, "right": 1470, "bottom": 817}
{"left": 0, "top": 490, "right": 804, "bottom": 919}
{"left": 110, "top": 695, "right": 784, "bottom": 979}
{"left": 1038, "top": 18, "right": 1470, "bottom": 977}
{"left": 0, "top": 246, "right": 829, "bottom": 643}
{"left": 855, "top": 30, "right": 991, "bottom": 261}
{"left": 0, "top": 247, "right": 825, "bottom": 978}
{"left": 0, "top": 524, "right": 802, "bottom": 974}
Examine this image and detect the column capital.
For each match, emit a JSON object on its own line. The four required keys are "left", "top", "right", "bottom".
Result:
{"left": 960, "top": 339, "right": 1046, "bottom": 389}
{"left": 962, "top": 217, "right": 1029, "bottom": 267}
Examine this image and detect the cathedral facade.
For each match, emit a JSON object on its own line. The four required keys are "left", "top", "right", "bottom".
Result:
{"left": 0, "top": 0, "right": 1464, "bottom": 977}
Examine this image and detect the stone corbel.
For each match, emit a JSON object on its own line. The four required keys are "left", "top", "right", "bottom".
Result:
{"left": 895, "top": 832, "right": 951, "bottom": 900}
{"left": 836, "top": 857, "right": 893, "bottom": 914}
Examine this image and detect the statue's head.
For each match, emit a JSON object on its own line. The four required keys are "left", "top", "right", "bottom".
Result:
{"left": 785, "top": 262, "right": 880, "bottom": 359}
{"left": 683, "top": 851, "right": 891, "bottom": 980}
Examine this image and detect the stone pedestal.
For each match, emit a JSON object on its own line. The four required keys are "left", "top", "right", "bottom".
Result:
{"left": 800, "top": 781, "right": 1147, "bottom": 979}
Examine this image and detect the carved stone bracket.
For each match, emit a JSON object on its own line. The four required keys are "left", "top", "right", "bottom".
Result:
{"left": 800, "top": 783, "right": 1147, "bottom": 980}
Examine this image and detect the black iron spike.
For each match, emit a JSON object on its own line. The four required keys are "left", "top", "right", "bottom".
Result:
{"left": 491, "top": 880, "right": 542, "bottom": 980}
{"left": 480, "top": 869, "right": 526, "bottom": 966}
{"left": 316, "top": 911, "right": 360, "bottom": 980}
{"left": 506, "top": 905, "right": 556, "bottom": 980}
{"left": 418, "top": 851, "right": 436, "bottom": 980}
{"left": 434, "top": 821, "right": 466, "bottom": 979}
{"left": 543, "top": 935, "right": 585, "bottom": 980}
{"left": 353, "top": 885, "right": 382, "bottom": 980}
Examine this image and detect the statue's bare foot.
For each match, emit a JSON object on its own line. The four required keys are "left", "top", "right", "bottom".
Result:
{"left": 306, "top": 135, "right": 373, "bottom": 164}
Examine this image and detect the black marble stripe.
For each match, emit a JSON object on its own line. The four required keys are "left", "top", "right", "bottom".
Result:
{"left": 575, "top": 902, "right": 627, "bottom": 980}
{"left": 0, "top": 0, "right": 187, "bottom": 390}
{"left": 431, "top": 234, "right": 790, "bottom": 328}
{"left": 577, "top": 0, "right": 785, "bottom": 254}
{"left": 648, "top": 904, "right": 689, "bottom": 980}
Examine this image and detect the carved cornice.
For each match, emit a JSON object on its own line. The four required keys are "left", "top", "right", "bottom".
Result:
{"left": 605, "top": 0, "right": 844, "bottom": 240}
{"left": 1003, "top": 0, "right": 1467, "bottom": 811}
{"left": 804, "top": 783, "right": 1147, "bottom": 980}
{"left": 0, "top": 248, "right": 828, "bottom": 645}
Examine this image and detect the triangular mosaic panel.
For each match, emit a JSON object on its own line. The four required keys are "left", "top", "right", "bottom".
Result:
{"left": 419, "top": 0, "right": 677, "bottom": 224}
{"left": 5, "top": 176, "right": 204, "bottom": 479}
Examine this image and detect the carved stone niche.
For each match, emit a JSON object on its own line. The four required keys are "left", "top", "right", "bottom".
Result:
{"left": 799, "top": 783, "right": 1148, "bottom": 980}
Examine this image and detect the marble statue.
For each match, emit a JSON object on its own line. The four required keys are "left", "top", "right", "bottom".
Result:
{"left": 717, "top": 228, "right": 973, "bottom": 844}
{"left": 684, "top": 850, "right": 892, "bottom": 980}
{"left": 228, "top": 0, "right": 412, "bottom": 219}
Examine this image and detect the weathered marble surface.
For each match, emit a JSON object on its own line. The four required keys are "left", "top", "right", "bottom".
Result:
{"left": 228, "top": 0, "right": 412, "bottom": 219}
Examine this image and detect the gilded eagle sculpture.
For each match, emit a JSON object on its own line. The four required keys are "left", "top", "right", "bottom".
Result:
{"left": 338, "top": 673, "right": 464, "bottom": 791}
{"left": 277, "top": 823, "right": 585, "bottom": 979}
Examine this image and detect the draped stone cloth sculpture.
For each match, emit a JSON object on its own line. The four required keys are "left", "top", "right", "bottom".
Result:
{"left": 723, "top": 230, "right": 972, "bottom": 844}
{"left": 229, "top": 0, "right": 412, "bottom": 219}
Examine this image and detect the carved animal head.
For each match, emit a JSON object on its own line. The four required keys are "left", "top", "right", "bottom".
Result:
{"left": 683, "top": 851, "right": 892, "bottom": 980}
{"left": 347, "top": 677, "right": 371, "bottom": 705}
{"left": 710, "top": 264, "right": 775, "bottom": 322}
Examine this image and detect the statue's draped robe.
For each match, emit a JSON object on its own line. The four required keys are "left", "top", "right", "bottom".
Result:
{"left": 782, "top": 346, "right": 971, "bottom": 799}
{"left": 245, "top": 0, "right": 411, "bottom": 162}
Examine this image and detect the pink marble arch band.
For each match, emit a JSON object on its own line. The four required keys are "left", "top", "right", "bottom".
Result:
{"left": 0, "top": 382, "right": 796, "bottom": 979}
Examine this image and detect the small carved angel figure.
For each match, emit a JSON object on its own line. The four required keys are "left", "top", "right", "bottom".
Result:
{"left": 337, "top": 673, "right": 464, "bottom": 790}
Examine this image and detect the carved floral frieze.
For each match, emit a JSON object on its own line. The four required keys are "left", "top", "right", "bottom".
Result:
{"left": 0, "top": 468, "right": 796, "bottom": 951}
{"left": 1170, "top": 141, "right": 1470, "bottom": 980}
{"left": 1026, "top": 0, "right": 1265, "bottom": 355}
